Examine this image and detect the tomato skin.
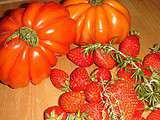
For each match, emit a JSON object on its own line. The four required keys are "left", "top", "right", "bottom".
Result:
{"left": 0, "top": 39, "right": 24, "bottom": 85}
{"left": 64, "top": 0, "right": 130, "bottom": 45}
{"left": 33, "top": 2, "right": 69, "bottom": 30}
{"left": 10, "top": 9, "right": 24, "bottom": 27}
{"left": 7, "top": 44, "right": 30, "bottom": 88}
{"left": 23, "top": 2, "right": 44, "bottom": 27}
{"left": 0, "top": 2, "right": 76, "bottom": 88}
{"left": 29, "top": 47, "right": 50, "bottom": 85}
{"left": 39, "top": 44, "right": 57, "bottom": 67}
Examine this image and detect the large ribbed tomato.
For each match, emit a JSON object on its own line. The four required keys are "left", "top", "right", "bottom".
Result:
{"left": 64, "top": 0, "right": 130, "bottom": 45}
{"left": 0, "top": 2, "right": 75, "bottom": 88}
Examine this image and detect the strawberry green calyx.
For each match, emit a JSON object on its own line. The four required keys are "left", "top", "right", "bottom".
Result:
{"left": 46, "top": 111, "right": 64, "bottom": 120}
{"left": 89, "top": 0, "right": 105, "bottom": 5}
{"left": 75, "top": 111, "right": 82, "bottom": 120}
{"left": 66, "top": 112, "right": 84, "bottom": 120}
{"left": 7, "top": 26, "right": 39, "bottom": 47}
{"left": 66, "top": 114, "right": 75, "bottom": 120}
{"left": 84, "top": 43, "right": 160, "bottom": 110}
{"left": 61, "top": 80, "right": 71, "bottom": 92}
{"left": 149, "top": 44, "right": 160, "bottom": 53}
{"left": 129, "top": 30, "right": 140, "bottom": 36}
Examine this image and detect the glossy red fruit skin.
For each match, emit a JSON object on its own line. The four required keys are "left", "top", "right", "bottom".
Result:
{"left": 117, "top": 63, "right": 152, "bottom": 83}
{"left": 107, "top": 80, "right": 139, "bottom": 120}
{"left": 0, "top": 2, "right": 76, "bottom": 88}
{"left": 117, "top": 67, "right": 136, "bottom": 83}
{"left": 44, "top": 106, "right": 67, "bottom": 120}
{"left": 119, "top": 35, "right": 140, "bottom": 58}
{"left": 131, "top": 101, "right": 144, "bottom": 120}
{"left": 70, "top": 67, "right": 91, "bottom": 92}
{"left": 67, "top": 47, "right": 94, "bottom": 67}
{"left": 50, "top": 69, "right": 69, "bottom": 90}
{"left": 59, "top": 91, "right": 86, "bottom": 113}
{"left": 117, "top": 63, "right": 137, "bottom": 84}
{"left": 146, "top": 109, "right": 160, "bottom": 120}
{"left": 137, "top": 62, "right": 152, "bottom": 77}
{"left": 93, "top": 49, "right": 117, "bottom": 70}
{"left": 94, "top": 67, "right": 111, "bottom": 82}
{"left": 85, "top": 102, "right": 105, "bottom": 120}
{"left": 143, "top": 52, "right": 160, "bottom": 72}
{"left": 85, "top": 82, "right": 102, "bottom": 103}
{"left": 63, "top": 0, "right": 130, "bottom": 45}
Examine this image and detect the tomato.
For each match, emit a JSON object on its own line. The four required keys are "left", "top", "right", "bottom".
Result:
{"left": 63, "top": 0, "right": 130, "bottom": 45}
{"left": 0, "top": 2, "right": 76, "bottom": 88}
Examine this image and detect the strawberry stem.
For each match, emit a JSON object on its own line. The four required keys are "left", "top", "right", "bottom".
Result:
{"left": 61, "top": 79, "right": 71, "bottom": 92}
{"left": 129, "top": 30, "right": 140, "bottom": 36}
{"left": 149, "top": 44, "right": 160, "bottom": 52}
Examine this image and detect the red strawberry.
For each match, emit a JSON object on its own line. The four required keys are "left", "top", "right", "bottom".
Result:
{"left": 85, "top": 102, "right": 108, "bottom": 120}
{"left": 143, "top": 52, "right": 160, "bottom": 72}
{"left": 91, "top": 67, "right": 111, "bottom": 82}
{"left": 117, "top": 67, "right": 136, "bottom": 83}
{"left": 117, "top": 64, "right": 137, "bottom": 84}
{"left": 67, "top": 47, "right": 94, "bottom": 67}
{"left": 59, "top": 91, "right": 86, "bottom": 113}
{"left": 119, "top": 34, "right": 140, "bottom": 58}
{"left": 70, "top": 67, "right": 91, "bottom": 92}
{"left": 85, "top": 82, "right": 102, "bottom": 103}
{"left": 106, "top": 80, "right": 139, "bottom": 120}
{"left": 146, "top": 109, "right": 160, "bottom": 120}
{"left": 143, "top": 68, "right": 152, "bottom": 77}
{"left": 131, "top": 100, "right": 144, "bottom": 120}
{"left": 93, "top": 48, "right": 117, "bottom": 69}
{"left": 50, "top": 69, "right": 69, "bottom": 91}
{"left": 44, "top": 106, "right": 67, "bottom": 120}
{"left": 117, "top": 63, "right": 152, "bottom": 83}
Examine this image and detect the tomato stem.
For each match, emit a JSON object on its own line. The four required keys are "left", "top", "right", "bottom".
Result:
{"left": 7, "top": 26, "right": 39, "bottom": 47}
{"left": 90, "top": 0, "right": 105, "bottom": 5}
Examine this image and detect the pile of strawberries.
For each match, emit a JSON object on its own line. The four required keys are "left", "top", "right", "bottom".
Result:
{"left": 44, "top": 33, "right": 160, "bottom": 120}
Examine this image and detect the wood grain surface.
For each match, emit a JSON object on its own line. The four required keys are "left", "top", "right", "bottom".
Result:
{"left": 0, "top": 0, "right": 160, "bottom": 120}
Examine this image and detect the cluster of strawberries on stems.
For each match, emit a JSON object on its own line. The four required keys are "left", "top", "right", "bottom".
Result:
{"left": 44, "top": 31, "right": 160, "bottom": 120}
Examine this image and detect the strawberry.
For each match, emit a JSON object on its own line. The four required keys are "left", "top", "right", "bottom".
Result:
{"left": 143, "top": 52, "right": 160, "bottom": 72}
{"left": 50, "top": 69, "right": 69, "bottom": 91}
{"left": 85, "top": 102, "right": 108, "bottom": 120}
{"left": 131, "top": 100, "right": 144, "bottom": 120}
{"left": 117, "top": 68, "right": 132, "bottom": 79}
{"left": 67, "top": 47, "right": 93, "bottom": 67}
{"left": 44, "top": 106, "right": 67, "bottom": 120}
{"left": 93, "top": 48, "right": 117, "bottom": 69}
{"left": 85, "top": 82, "right": 102, "bottom": 103}
{"left": 106, "top": 80, "right": 139, "bottom": 120}
{"left": 70, "top": 67, "right": 91, "bottom": 92}
{"left": 119, "top": 33, "right": 140, "bottom": 58}
{"left": 117, "top": 63, "right": 138, "bottom": 84}
{"left": 146, "top": 109, "right": 160, "bottom": 120}
{"left": 91, "top": 67, "right": 111, "bottom": 82}
{"left": 117, "top": 63, "right": 152, "bottom": 83}
{"left": 117, "top": 67, "right": 136, "bottom": 83}
{"left": 59, "top": 91, "right": 86, "bottom": 113}
{"left": 143, "top": 68, "right": 152, "bottom": 77}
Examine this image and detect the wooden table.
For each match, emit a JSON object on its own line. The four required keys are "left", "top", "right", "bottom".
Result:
{"left": 0, "top": 0, "right": 160, "bottom": 120}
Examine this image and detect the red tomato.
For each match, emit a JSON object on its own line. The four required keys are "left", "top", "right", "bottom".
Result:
{"left": 64, "top": 0, "right": 130, "bottom": 45}
{"left": 0, "top": 2, "right": 76, "bottom": 88}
